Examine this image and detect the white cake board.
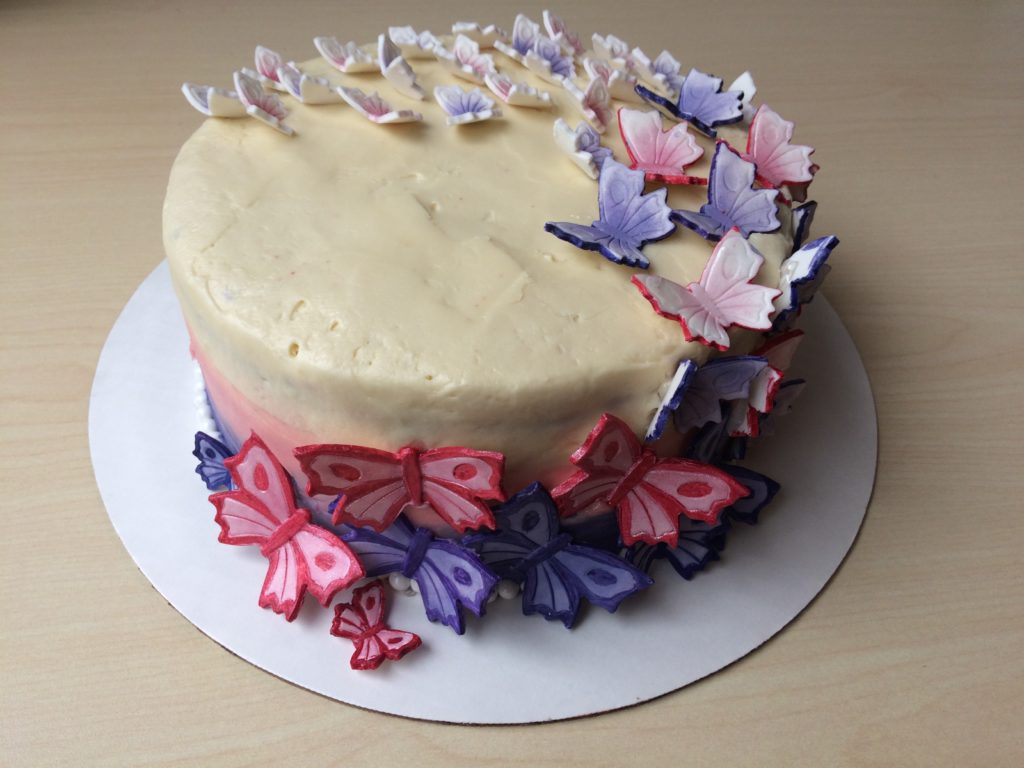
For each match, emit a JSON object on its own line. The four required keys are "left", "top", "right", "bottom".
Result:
{"left": 89, "top": 262, "right": 876, "bottom": 724}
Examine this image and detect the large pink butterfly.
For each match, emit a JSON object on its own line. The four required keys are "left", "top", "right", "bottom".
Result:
{"left": 632, "top": 228, "right": 782, "bottom": 351}
{"left": 551, "top": 413, "right": 749, "bottom": 546}
{"left": 209, "top": 434, "right": 364, "bottom": 622}
{"left": 295, "top": 444, "right": 506, "bottom": 533}
{"left": 617, "top": 108, "right": 706, "bottom": 185}
{"left": 741, "top": 105, "right": 817, "bottom": 197}
{"left": 331, "top": 581, "right": 422, "bottom": 670}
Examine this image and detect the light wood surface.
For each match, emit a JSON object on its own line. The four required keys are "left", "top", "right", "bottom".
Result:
{"left": 3, "top": 1, "right": 1022, "bottom": 765}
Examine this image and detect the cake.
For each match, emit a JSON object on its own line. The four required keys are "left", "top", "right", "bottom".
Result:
{"left": 171, "top": 12, "right": 836, "bottom": 666}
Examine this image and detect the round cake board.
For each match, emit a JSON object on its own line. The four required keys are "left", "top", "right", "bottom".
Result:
{"left": 90, "top": 262, "right": 877, "bottom": 724}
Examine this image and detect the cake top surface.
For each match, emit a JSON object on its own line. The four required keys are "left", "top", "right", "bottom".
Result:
{"left": 165, "top": 45, "right": 791, "bottom": 400}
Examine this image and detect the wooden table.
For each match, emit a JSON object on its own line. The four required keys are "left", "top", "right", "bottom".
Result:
{"left": 3, "top": 1, "right": 1022, "bottom": 765}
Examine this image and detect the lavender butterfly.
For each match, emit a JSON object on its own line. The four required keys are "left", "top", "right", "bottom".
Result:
{"left": 674, "top": 356, "right": 772, "bottom": 433}
{"left": 773, "top": 235, "right": 839, "bottom": 330}
{"left": 193, "top": 431, "right": 234, "bottom": 490}
{"left": 341, "top": 517, "right": 497, "bottom": 634}
{"left": 636, "top": 68, "right": 743, "bottom": 137}
{"left": 670, "top": 142, "right": 780, "bottom": 241}
{"left": 433, "top": 85, "right": 501, "bottom": 126}
{"left": 717, "top": 464, "right": 780, "bottom": 525}
{"left": 464, "top": 483, "right": 652, "bottom": 628}
{"left": 544, "top": 160, "right": 674, "bottom": 268}
{"left": 621, "top": 515, "right": 727, "bottom": 580}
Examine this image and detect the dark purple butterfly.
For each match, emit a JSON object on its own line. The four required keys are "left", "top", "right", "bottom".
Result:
{"left": 717, "top": 464, "right": 781, "bottom": 525}
{"left": 464, "top": 483, "right": 652, "bottom": 628}
{"left": 791, "top": 200, "right": 818, "bottom": 252}
{"left": 685, "top": 408, "right": 748, "bottom": 464}
{"left": 544, "top": 159, "right": 674, "bottom": 268}
{"left": 670, "top": 142, "right": 780, "bottom": 241}
{"left": 673, "top": 356, "right": 771, "bottom": 434}
{"left": 621, "top": 515, "right": 727, "bottom": 580}
{"left": 193, "top": 431, "right": 234, "bottom": 490}
{"left": 342, "top": 518, "right": 498, "bottom": 634}
{"left": 772, "top": 235, "right": 839, "bottom": 331}
{"left": 756, "top": 378, "right": 806, "bottom": 437}
{"left": 635, "top": 68, "right": 743, "bottom": 137}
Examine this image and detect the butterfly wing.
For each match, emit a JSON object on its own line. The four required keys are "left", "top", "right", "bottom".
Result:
{"left": 774, "top": 235, "right": 839, "bottom": 327}
{"left": 791, "top": 200, "right": 818, "bottom": 251}
{"left": 553, "top": 546, "right": 652, "bottom": 615}
{"left": 703, "top": 143, "right": 780, "bottom": 238}
{"left": 210, "top": 435, "right": 295, "bottom": 544}
{"left": 259, "top": 541, "right": 304, "bottom": 620}
{"left": 463, "top": 530, "right": 535, "bottom": 579}
{"left": 413, "top": 540, "right": 498, "bottom": 633}
{"left": 193, "top": 431, "right": 234, "bottom": 490}
{"left": 294, "top": 445, "right": 409, "bottom": 530}
{"left": 745, "top": 105, "right": 815, "bottom": 189}
{"left": 660, "top": 517, "right": 725, "bottom": 579}
{"left": 644, "top": 359, "right": 698, "bottom": 442}
{"left": 493, "top": 482, "right": 558, "bottom": 547}
{"left": 522, "top": 559, "right": 580, "bottom": 627}
{"left": 419, "top": 447, "right": 504, "bottom": 532}
{"left": 618, "top": 108, "right": 704, "bottom": 184}
{"left": 697, "top": 229, "right": 781, "bottom": 334}
{"left": 675, "top": 356, "right": 770, "bottom": 432}
{"left": 717, "top": 465, "right": 781, "bottom": 525}
{"left": 631, "top": 273, "right": 727, "bottom": 348}
{"left": 376, "top": 629, "right": 422, "bottom": 662}
{"left": 676, "top": 69, "right": 743, "bottom": 137}
{"left": 616, "top": 459, "right": 748, "bottom": 545}
{"left": 551, "top": 413, "right": 641, "bottom": 518}
{"left": 290, "top": 526, "right": 364, "bottom": 607}
{"left": 341, "top": 523, "right": 410, "bottom": 576}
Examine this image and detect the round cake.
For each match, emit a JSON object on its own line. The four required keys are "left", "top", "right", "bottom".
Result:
{"left": 171, "top": 13, "right": 834, "bottom": 648}
{"left": 167, "top": 45, "right": 795, "bottom": 496}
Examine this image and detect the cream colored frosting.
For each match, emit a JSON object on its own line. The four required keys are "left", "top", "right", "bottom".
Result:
{"left": 165, "top": 49, "right": 792, "bottom": 490}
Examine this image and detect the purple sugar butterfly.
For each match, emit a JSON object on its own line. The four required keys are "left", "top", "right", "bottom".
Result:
{"left": 525, "top": 34, "right": 574, "bottom": 83}
{"left": 670, "top": 142, "right": 780, "bottom": 241}
{"left": 193, "top": 431, "right": 234, "bottom": 490}
{"left": 341, "top": 517, "right": 498, "bottom": 634}
{"left": 494, "top": 13, "right": 540, "bottom": 63}
{"left": 465, "top": 483, "right": 652, "bottom": 628}
{"left": 433, "top": 85, "right": 501, "bottom": 125}
{"left": 791, "top": 200, "right": 818, "bottom": 252}
{"left": 544, "top": 159, "right": 674, "bottom": 268}
{"left": 773, "top": 235, "right": 839, "bottom": 330}
{"left": 621, "top": 515, "right": 727, "bottom": 580}
{"left": 645, "top": 359, "right": 697, "bottom": 442}
{"left": 717, "top": 464, "right": 781, "bottom": 525}
{"left": 674, "top": 356, "right": 772, "bottom": 433}
{"left": 685, "top": 407, "right": 749, "bottom": 464}
{"left": 636, "top": 68, "right": 743, "bottom": 137}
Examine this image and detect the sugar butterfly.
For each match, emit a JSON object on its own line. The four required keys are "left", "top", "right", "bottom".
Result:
{"left": 330, "top": 582, "right": 421, "bottom": 670}
{"left": 465, "top": 483, "right": 652, "bottom": 628}
{"left": 632, "top": 228, "right": 782, "bottom": 351}
{"left": 617, "top": 107, "right": 706, "bottom": 185}
{"left": 636, "top": 68, "right": 743, "bottom": 137}
{"left": 208, "top": 434, "right": 364, "bottom": 622}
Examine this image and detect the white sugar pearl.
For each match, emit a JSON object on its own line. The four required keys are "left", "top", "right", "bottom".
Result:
{"left": 388, "top": 573, "right": 412, "bottom": 592}
{"left": 496, "top": 579, "right": 520, "bottom": 600}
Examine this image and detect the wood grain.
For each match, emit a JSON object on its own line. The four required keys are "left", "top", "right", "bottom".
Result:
{"left": 2, "top": 1, "right": 1022, "bottom": 765}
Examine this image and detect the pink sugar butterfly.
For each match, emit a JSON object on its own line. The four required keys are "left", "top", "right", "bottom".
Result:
{"left": 232, "top": 70, "right": 293, "bottom": 135}
{"left": 551, "top": 413, "right": 749, "bottom": 546}
{"left": 741, "top": 105, "right": 816, "bottom": 194}
{"left": 617, "top": 108, "right": 706, "bottom": 185}
{"left": 331, "top": 582, "right": 422, "bottom": 671}
{"left": 295, "top": 444, "right": 506, "bottom": 534}
{"left": 631, "top": 228, "right": 782, "bottom": 351}
{"left": 209, "top": 434, "right": 364, "bottom": 622}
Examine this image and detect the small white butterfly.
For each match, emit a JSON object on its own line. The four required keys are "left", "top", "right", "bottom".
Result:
{"left": 254, "top": 45, "right": 288, "bottom": 91}
{"left": 483, "top": 72, "right": 551, "bottom": 108}
{"left": 582, "top": 57, "right": 642, "bottom": 103}
{"left": 564, "top": 77, "right": 613, "bottom": 133}
{"left": 314, "top": 36, "right": 377, "bottom": 74}
{"left": 336, "top": 86, "right": 423, "bottom": 124}
{"left": 433, "top": 85, "right": 501, "bottom": 126}
{"left": 276, "top": 63, "right": 342, "bottom": 104}
{"left": 451, "top": 21, "right": 508, "bottom": 49}
{"left": 552, "top": 118, "right": 610, "bottom": 179}
{"left": 181, "top": 83, "right": 248, "bottom": 118}
{"left": 232, "top": 70, "right": 294, "bottom": 135}
{"left": 542, "top": 10, "right": 583, "bottom": 55}
{"left": 387, "top": 26, "right": 440, "bottom": 59}
{"left": 632, "top": 228, "right": 782, "bottom": 351}
{"left": 378, "top": 33, "right": 425, "bottom": 100}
